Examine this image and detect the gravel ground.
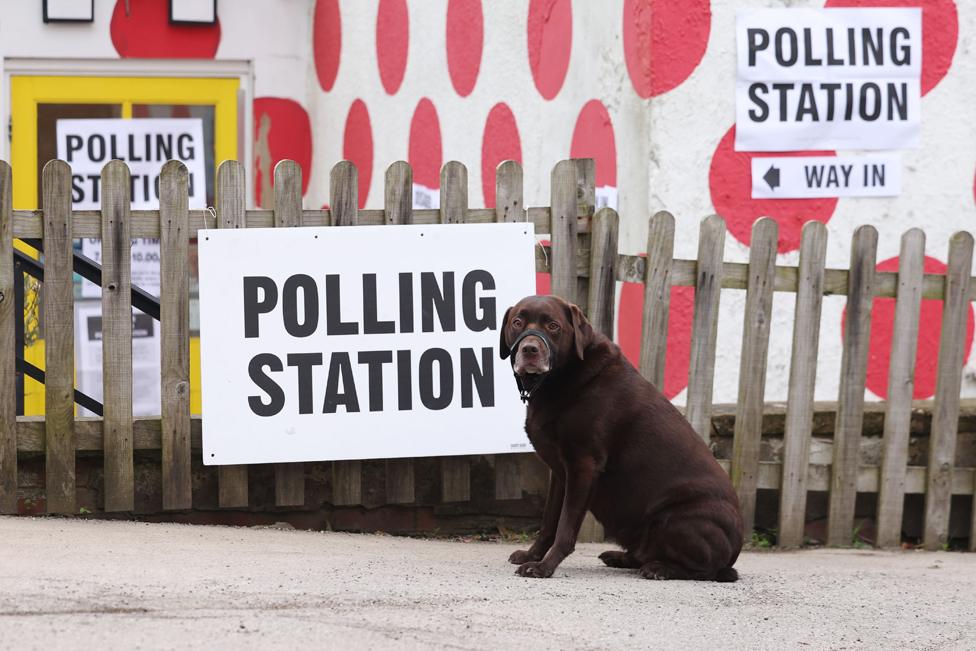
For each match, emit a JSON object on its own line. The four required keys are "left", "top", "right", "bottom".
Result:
{"left": 2, "top": 516, "right": 974, "bottom": 650}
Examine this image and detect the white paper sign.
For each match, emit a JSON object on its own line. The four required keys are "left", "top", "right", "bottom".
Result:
{"left": 735, "top": 8, "right": 921, "bottom": 151}
{"left": 751, "top": 154, "right": 901, "bottom": 198}
{"left": 198, "top": 223, "right": 537, "bottom": 465}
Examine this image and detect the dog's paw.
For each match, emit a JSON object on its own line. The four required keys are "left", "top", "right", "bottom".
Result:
{"left": 638, "top": 561, "right": 673, "bottom": 580}
{"left": 515, "top": 561, "right": 553, "bottom": 578}
{"left": 599, "top": 550, "right": 639, "bottom": 569}
{"left": 508, "top": 549, "right": 541, "bottom": 565}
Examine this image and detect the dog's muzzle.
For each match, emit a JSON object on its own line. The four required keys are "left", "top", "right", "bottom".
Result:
{"left": 508, "top": 328, "right": 556, "bottom": 403}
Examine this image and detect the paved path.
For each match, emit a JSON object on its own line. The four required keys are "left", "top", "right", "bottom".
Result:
{"left": 2, "top": 517, "right": 974, "bottom": 650}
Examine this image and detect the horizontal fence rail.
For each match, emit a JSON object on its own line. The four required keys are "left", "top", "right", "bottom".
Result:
{"left": 2, "top": 157, "right": 976, "bottom": 552}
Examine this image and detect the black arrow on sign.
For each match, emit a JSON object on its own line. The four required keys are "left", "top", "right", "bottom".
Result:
{"left": 763, "top": 165, "right": 780, "bottom": 191}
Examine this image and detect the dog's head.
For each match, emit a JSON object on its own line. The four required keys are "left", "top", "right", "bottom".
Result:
{"left": 498, "top": 295, "right": 594, "bottom": 379}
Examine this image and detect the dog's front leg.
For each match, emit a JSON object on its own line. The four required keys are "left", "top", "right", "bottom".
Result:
{"left": 516, "top": 456, "right": 595, "bottom": 578}
{"left": 509, "top": 470, "right": 565, "bottom": 565}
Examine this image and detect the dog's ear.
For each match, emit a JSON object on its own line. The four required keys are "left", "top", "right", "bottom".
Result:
{"left": 569, "top": 303, "right": 594, "bottom": 361}
{"left": 498, "top": 306, "right": 513, "bottom": 359}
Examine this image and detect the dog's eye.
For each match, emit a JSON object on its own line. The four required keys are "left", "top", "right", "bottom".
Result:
{"left": 546, "top": 322, "right": 560, "bottom": 332}
{"left": 512, "top": 318, "right": 523, "bottom": 328}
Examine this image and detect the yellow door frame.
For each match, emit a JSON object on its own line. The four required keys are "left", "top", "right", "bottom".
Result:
{"left": 11, "top": 74, "right": 239, "bottom": 415}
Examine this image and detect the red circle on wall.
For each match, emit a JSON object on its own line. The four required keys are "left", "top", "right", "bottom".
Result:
{"left": 825, "top": 0, "right": 957, "bottom": 96}
{"left": 527, "top": 0, "right": 573, "bottom": 100}
{"left": 570, "top": 100, "right": 617, "bottom": 187}
{"left": 376, "top": 0, "right": 409, "bottom": 95}
{"left": 110, "top": 0, "right": 220, "bottom": 58}
{"left": 843, "top": 255, "right": 975, "bottom": 400}
{"left": 618, "top": 278, "right": 694, "bottom": 399}
{"left": 481, "top": 103, "right": 522, "bottom": 207}
{"left": 623, "top": 0, "right": 711, "bottom": 98}
{"left": 253, "top": 98, "right": 313, "bottom": 207}
{"left": 343, "top": 99, "right": 373, "bottom": 208}
{"left": 313, "top": 0, "right": 342, "bottom": 91}
{"left": 446, "top": 0, "right": 484, "bottom": 97}
{"left": 709, "top": 126, "right": 837, "bottom": 253}
{"left": 409, "top": 98, "right": 442, "bottom": 190}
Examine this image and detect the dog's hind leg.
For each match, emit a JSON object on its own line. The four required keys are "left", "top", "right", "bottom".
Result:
{"left": 598, "top": 550, "right": 640, "bottom": 568}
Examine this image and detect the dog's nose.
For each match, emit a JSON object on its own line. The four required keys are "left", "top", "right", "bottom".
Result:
{"left": 521, "top": 342, "right": 540, "bottom": 355}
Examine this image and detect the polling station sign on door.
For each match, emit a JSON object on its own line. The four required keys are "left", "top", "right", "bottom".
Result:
{"left": 198, "top": 223, "right": 536, "bottom": 465}
{"left": 736, "top": 8, "right": 920, "bottom": 199}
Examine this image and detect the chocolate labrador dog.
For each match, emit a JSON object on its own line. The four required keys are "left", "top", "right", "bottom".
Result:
{"left": 500, "top": 295, "right": 742, "bottom": 581}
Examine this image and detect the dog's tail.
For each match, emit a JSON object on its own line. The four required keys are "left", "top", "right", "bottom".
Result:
{"left": 714, "top": 567, "right": 738, "bottom": 582}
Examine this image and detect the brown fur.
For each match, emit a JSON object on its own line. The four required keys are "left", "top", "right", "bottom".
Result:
{"left": 500, "top": 295, "right": 743, "bottom": 581}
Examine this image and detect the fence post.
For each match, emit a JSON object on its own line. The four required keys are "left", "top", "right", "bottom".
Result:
{"left": 440, "top": 161, "right": 471, "bottom": 502}
{"left": 550, "top": 160, "right": 578, "bottom": 305}
{"left": 329, "top": 160, "right": 363, "bottom": 506}
{"left": 731, "top": 218, "right": 778, "bottom": 537}
{"left": 215, "top": 160, "right": 249, "bottom": 509}
{"left": 875, "top": 229, "right": 925, "bottom": 548}
{"left": 0, "top": 161, "right": 15, "bottom": 513}
{"left": 685, "top": 215, "right": 726, "bottom": 442}
{"left": 383, "top": 161, "right": 416, "bottom": 504}
{"left": 101, "top": 160, "right": 135, "bottom": 512}
{"left": 573, "top": 159, "right": 595, "bottom": 309}
{"left": 778, "top": 221, "right": 828, "bottom": 548}
{"left": 159, "top": 161, "right": 192, "bottom": 511}
{"left": 827, "top": 225, "right": 878, "bottom": 547}
{"left": 924, "top": 231, "right": 973, "bottom": 550}
{"left": 639, "top": 211, "right": 675, "bottom": 389}
{"left": 42, "top": 160, "right": 75, "bottom": 514}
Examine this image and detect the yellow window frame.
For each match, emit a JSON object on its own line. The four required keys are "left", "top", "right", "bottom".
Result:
{"left": 12, "top": 74, "right": 239, "bottom": 416}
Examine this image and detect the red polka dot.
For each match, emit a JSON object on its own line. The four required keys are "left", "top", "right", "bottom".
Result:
{"left": 618, "top": 273, "right": 694, "bottom": 399}
{"left": 409, "top": 98, "right": 442, "bottom": 190}
{"left": 253, "top": 98, "right": 313, "bottom": 208}
{"left": 709, "top": 126, "right": 837, "bottom": 253}
{"left": 446, "top": 0, "right": 483, "bottom": 97}
{"left": 537, "top": 239, "right": 552, "bottom": 295}
{"left": 481, "top": 103, "right": 522, "bottom": 207}
{"left": 376, "top": 0, "right": 409, "bottom": 95}
{"left": 843, "top": 255, "right": 975, "bottom": 400}
{"left": 527, "top": 0, "right": 572, "bottom": 100}
{"left": 313, "top": 0, "right": 342, "bottom": 92}
{"left": 110, "top": 0, "right": 220, "bottom": 58}
{"left": 342, "top": 100, "right": 373, "bottom": 208}
{"left": 825, "top": 0, "right": 957, "bottom": 96}
{"left": 570, "top": 100, "right": 616, "bottom": 187}
{"left": 623, "top": 0, "right": 711, "bottom": 98}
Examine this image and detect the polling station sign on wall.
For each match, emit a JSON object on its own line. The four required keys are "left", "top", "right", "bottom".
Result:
{"left": 197, "top": 223, "right": 536, "bottom": 465}
{"left": 735, "top": 8, "right": 921, "bottom": 152}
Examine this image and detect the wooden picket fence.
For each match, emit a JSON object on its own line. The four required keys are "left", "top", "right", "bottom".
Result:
{"left": 0, "top": 157, "right": 974, "bottom": 552}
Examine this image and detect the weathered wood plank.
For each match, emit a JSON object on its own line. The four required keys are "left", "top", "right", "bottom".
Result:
{"left": 586, "top": 208, "right": 618, "bottom": 337}
{"left": 159, "top": 161, "right": 192, "bottom": 511}
{"left": 101, "top": 160, "right": 135, "bottom": 512}
{"left": 42, "top": 160, "right": 75, "bottom": 514}
{"left": 573, "top": 159, "right": 595, "bottom": 312}
{"left": 330, "top": 161, "right": 359, "bottom": 226}
{"left": 924, "top": 231, "right": 973, "bottom": 550}
{"left": 328, "top": 160, "right": 362, "bottom": 506}
{"left": 494, "top": 160, "right": 524, "bottom": 222}
{"left": 0, "top": 161, "right": 15, "bottom": 513}
{"left": 440, "top": 161, "right": 471, "bottom": 502}
{"left": 685, "top": 215, "right": 726, "bottom": 441}
{"left": 875, "top": 229, "right": 925, "bottom": 548}
{"left": 827, "top": 225, "right": 878, "bottom": 547}
{"left": 215, "top": 160, "right": 249, "bottom": 509}
{"left": 778, "top": 221, "right": 828, "bottom": 548}
{"left": 383, "top": 161, "right": 416, "bottom": 504}
{"left": 550, "top": 160, "right": 578, "bottom": 305}
{"left": 639, "top": 211, "right": 675, "bottom": 389}
{"left": 271, "top": 160, "right": 306, "bottom": 508}
{"left": 731, "top": 218, "right": 779, "bottom": 536}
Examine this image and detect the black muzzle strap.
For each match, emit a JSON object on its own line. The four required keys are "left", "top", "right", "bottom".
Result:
{"left": 509, "top": 329, "right": 556, "bottom": 403}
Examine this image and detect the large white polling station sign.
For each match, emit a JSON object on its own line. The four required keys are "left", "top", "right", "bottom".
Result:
{"left": 735, "top": 8, "right": 921, "bottom": 151}
{"left": 198, "top": 223, "right": 536, "bottom": 465}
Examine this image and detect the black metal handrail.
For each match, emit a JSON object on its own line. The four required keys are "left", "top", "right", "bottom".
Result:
{"left": 13, "top": 238, "right": 164, "bottom": 417}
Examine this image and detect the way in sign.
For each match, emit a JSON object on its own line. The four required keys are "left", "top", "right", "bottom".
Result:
{"left": 751, "top": 153, "right": 901, "bottom": 199}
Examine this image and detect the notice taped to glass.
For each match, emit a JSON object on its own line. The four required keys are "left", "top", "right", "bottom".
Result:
{"left": 735, "top": 8, "right": 921, "bottom": 152}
